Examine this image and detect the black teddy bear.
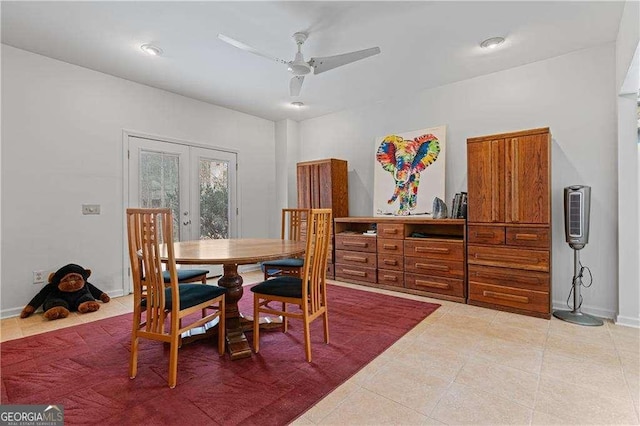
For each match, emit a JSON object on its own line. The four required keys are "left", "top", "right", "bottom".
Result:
{"left": 20, "top": 263, "right": 110, "bottom": 320}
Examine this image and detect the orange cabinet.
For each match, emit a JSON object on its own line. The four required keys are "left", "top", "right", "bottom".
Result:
{"left": 467, "top": 128, "right": 552, "bottom": 318}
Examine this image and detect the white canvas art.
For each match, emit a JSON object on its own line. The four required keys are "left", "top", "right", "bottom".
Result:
{"left": 373, "top": 125, "right": 446, "bottom": 216}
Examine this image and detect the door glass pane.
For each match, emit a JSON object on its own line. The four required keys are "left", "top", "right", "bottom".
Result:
{"left": 199, "top": 159, "right": 229, "bottom": 239}
{"left": 139, "top": 151, "right": 180, "bottom": 240}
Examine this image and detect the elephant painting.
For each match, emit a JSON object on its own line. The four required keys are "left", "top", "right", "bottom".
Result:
{"left": 376, "top": 133, "right": 441, "bottom": 215}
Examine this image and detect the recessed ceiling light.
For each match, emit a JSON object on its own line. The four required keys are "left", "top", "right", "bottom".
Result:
{"left": 291, "top": 102, "right": 304, "bottom": 108}
{"left": 140, "top": 44, "right": 163, "bottom": 56}
{"left": 480, "top": 37, "right": 505, "bottom": 49}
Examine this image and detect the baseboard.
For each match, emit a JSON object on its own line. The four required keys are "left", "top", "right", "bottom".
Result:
{"left": 552, "top": 300, "right": 616, "bottom": 320}
{"left": 1, "top": 307, "right": 24, "bottom": 319}
{"left": 614, "top": 315, "right": 640, "bottom": 328}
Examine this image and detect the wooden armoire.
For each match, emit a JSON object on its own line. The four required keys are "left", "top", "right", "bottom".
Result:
{"left": 466, "top": 128, "right": 552, "bottom": 318}
{"left": 297, "top": 158, "right": 349, "bottom": 278}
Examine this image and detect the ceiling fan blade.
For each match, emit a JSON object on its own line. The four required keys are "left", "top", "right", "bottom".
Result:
{"left": 310, "top": 47, "right": 381, "bottom": 75}
{"left": 290, "top": 76, "right": 305, "bottom": 97}
{"left": 218, "top": 34, "right": 288, "bottom": 65}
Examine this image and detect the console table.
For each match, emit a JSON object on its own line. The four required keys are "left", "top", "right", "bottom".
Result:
{"left": 333, "top": 217, "right": 467, "bottom": 303}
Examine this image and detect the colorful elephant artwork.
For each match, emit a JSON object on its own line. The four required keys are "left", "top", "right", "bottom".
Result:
{"left": 374, "top": 126, "right": 446, "bottom": 216}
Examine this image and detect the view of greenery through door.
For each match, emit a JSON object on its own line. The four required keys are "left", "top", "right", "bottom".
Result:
{"left": 199, "top": 158, "right": 229, "bottom": 239}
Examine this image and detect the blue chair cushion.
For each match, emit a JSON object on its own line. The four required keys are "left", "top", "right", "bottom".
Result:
{"left": 260, "top": 258, "right": 303, "bottom": 272}
{"left": 142, "top": 284, "right": 226, "bottom": 310}
{"left": 162, "top": 269, "right": 209, "bottom": 283}
{"left": 250, "top": 276, "right": 302, "bottom": 299}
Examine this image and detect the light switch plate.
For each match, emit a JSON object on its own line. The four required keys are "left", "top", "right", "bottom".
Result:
{"left": 82, "top": 204, "right": 101, "bottom": 215}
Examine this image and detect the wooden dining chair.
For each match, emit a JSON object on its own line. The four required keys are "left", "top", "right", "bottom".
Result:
{"left": 261, "top": 208, "right": 309, "bottom": 280}
{"left": 251, "top": 208, "right": 332, "bottom": 362}
{"left": 126, "top": 208, "right": 226, "bottom": 388}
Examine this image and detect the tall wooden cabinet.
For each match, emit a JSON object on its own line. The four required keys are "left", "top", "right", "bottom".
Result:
{"left": 297, "top": 159, "right": 349, "bottom": 278}
{"left": 466, "top": 127, "right": 552, "bottom": 318}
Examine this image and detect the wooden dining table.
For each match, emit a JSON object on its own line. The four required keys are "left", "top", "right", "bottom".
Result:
{"left": 159, "top": 238, "right": 306, "bottom": 360}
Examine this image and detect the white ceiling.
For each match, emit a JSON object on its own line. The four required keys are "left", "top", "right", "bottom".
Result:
{"left": 1, "top": 1, "right": 625, "bottom": 122}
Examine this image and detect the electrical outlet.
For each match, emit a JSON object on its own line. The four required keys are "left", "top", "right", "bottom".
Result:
{"left": 82, "top": 204, "right": 101, "bottom": 215}
{"left": 33, "top": 270, "right": 45, "bottom": 284}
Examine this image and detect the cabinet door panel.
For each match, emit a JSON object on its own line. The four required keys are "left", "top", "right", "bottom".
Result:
{"left": 377, "top": 254, "right": 404, "bottom": 271}
{"left": 377, "top": 238, "right": 404, "bottom": 255}
{"left": 297, "top": 165, "right": 312, "bottom": 208}
{"left": 404, "top": 239, "right": 464, "bottom": 261}
{"left": 506, "top": 227, "right": 550, "bottom": 249}
{"left": 335, "top": 250, "right": 377, "bottom": 268}
{"left": 404, "top": 258, "right": 464, "bottom": 279}
{"left": 335, "top": 235, "right": 377, "bottom": 252}
{"left": 467, "top": 139, "right": 504, "bottom": 223}
{"left": 468, "top": 245, "right": 549, "bottom": 272}
{"left": 317, "top": 162, "right": 333, "bottom": 209}
{"left": 469, "top": 282, "right": 549, "bottom": 314}
{"left": 505, "top": 134, "right": 550, "bottom": 224}
{"left": 405, "top": 274, "right": 464, "bottom": 297}
{"left": 468, "top": 265, "right": 549, "bottom": 291}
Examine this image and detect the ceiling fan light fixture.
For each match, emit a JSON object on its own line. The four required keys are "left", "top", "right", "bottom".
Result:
{"left": 480, "top": 37, "right": 505, "bottom": 49}
{"left": 140, "top": 43, "right": 163, "bottom": 56}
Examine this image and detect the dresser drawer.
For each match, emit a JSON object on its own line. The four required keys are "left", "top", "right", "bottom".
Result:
{"left": 468, "top": 225, "right": 505, "bottom": 245}
{"left": 377, "top": 254, "right": 404, "bottom": 271}
{"left": 468, "top": 265, "right": 549, "bottom": 292}
{"left": 404, "top": 239, "right": 464, "bottom": 261}
{"left": 405, "top": 274, "right": 464, "bottom": 297}
{"left": 468, "top": 245, "right": 549, "bottom": 272}
{"left": 377, "top": 223, "right": 404, "bottom": 239}
{"left": 377, "top": 270, "right": 404, "bottom": 288}
{"left": 335, "top": 265, "right": 377, "bottom": 283}
{"left": 506, "top": 227, "right": 550, "bottom": 249}
{"left": 404, "top": 258, "right": 464, "bottom": 279}
{"left": 335, "top": 235, "right": 377, "bottom": 253}
{"left": 469, "top": 282, "right": 549, "bottom": 314}
{"left": 377, "top": 238, "right": 404, "bottom": 255}
{"left": 335, "top": 250, "right": 377, "bottom": 268}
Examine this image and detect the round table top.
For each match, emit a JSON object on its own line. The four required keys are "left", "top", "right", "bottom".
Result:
{"left": 159, "top": 238, "right": 306, "bottom": 265}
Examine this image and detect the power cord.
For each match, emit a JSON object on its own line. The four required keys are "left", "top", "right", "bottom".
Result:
{"left": 565, "top": 261, "right": 593, "bottom": 310}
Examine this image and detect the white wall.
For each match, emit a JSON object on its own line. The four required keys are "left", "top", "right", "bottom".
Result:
{"left": 1, "top": 45, "right": 277, "bottom": 317}
{"left": 299, "top": 44, "right": 620, "bottom": 319}
{"left": 615, "top": 0, "right": 640, "bottom": 327}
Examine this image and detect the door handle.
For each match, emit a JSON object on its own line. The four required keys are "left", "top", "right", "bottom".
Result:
{"left": 183, "top": 220, "right": 191, "bottom": 226}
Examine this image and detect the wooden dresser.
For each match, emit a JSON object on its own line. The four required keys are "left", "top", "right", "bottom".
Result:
{"left": 466, "top": 127, "right": 552, "bottom": 318}
{"left": 297, "top": 159, "right": 349, "bottom": 278}
{"left": 334, "top": 217, "right": 466, "bottom": 303}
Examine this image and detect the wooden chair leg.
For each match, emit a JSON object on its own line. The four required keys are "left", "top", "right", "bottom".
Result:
{"left": 253, "top": 294, "right": 260, "bottom": 353}
{"left": 282, "top": 302, "right": 288, "bottom": 333}
{"left": 303, "top": 317, "right": 312, "bottom": 362}
{"left": 168, "top": 334, "right": 179, "bottom": 388}
{"left": 129, "top": 307, "right": 141, "bottom": 379}
{"left": 323, "top": 310, "right": 329, "bottom": 343}
{"left": 218, "top": 298, "right": 225, "bottom": 355}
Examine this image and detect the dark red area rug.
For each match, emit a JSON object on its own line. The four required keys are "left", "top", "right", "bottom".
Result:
{"left": 1, "top": 284, "right": 439, "bottom": 425}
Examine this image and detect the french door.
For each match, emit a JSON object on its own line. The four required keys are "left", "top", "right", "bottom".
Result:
{"left": 127, "top": 135, "right": 237, "bottom": 285}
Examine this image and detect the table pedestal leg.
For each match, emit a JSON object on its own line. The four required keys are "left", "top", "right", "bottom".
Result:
{"left": 218, "top": 263, "right": 253, "bottom": 360}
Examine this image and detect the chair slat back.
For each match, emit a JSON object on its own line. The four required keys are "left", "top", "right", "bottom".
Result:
{"left": 301, "top": 209, "right": 332, "bottom": 314}
{"left": 281, "top": 208, "right": 308, "bottom": 241}
{"left": 126, "top": 208, "right": 179, "bottom": 334}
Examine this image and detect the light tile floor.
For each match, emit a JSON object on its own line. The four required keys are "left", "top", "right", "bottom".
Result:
{"left": 2, "top": 271, "right": 638, "bottom": 425}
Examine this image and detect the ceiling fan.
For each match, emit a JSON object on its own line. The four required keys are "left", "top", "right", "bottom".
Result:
{"left": 218, "top": 32, "right": 381, "bottom": 97}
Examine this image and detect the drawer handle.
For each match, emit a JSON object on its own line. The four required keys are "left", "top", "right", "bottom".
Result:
{"left": 344, "top": 255, "right": 368, "bottom": 263}
{"left": 415, "top": 279, "right": 450, "bottom": 290}
{"left": 474, "top": 232, "right": 496, "bottom": 238}
{"left": 515, "top": 233, "right": 539, "bottom": 241}
{"left": 483, "top": 290, "right": 529, "bottom": 304}
{"left": 344, "top": 241, "right": 367, "bottom": 248}
{"left": 343, "top": 269, "right": 367, "bottom": 277}
{"left": 474, "top": 271, "right": 543, "bottom": 285}
{"left": 383, "top": 228, "right": 399, "bottom": 234}
{"left": 383, "top": 244, "right": 398, "bottom": 250}
{"left": 415, "top": 247, "right": 450, "bottom": 254}
{"left": 474, "top": 253, "right": 536, "bottom": 263}
{"left": 416, "top": 263, "right": 449, "bottom": 271}
{"left": 383, "top": 259, "right": 398, "bottom": 266}
{"left": 382, "top": 275, "right": 397, "bottom": 281}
